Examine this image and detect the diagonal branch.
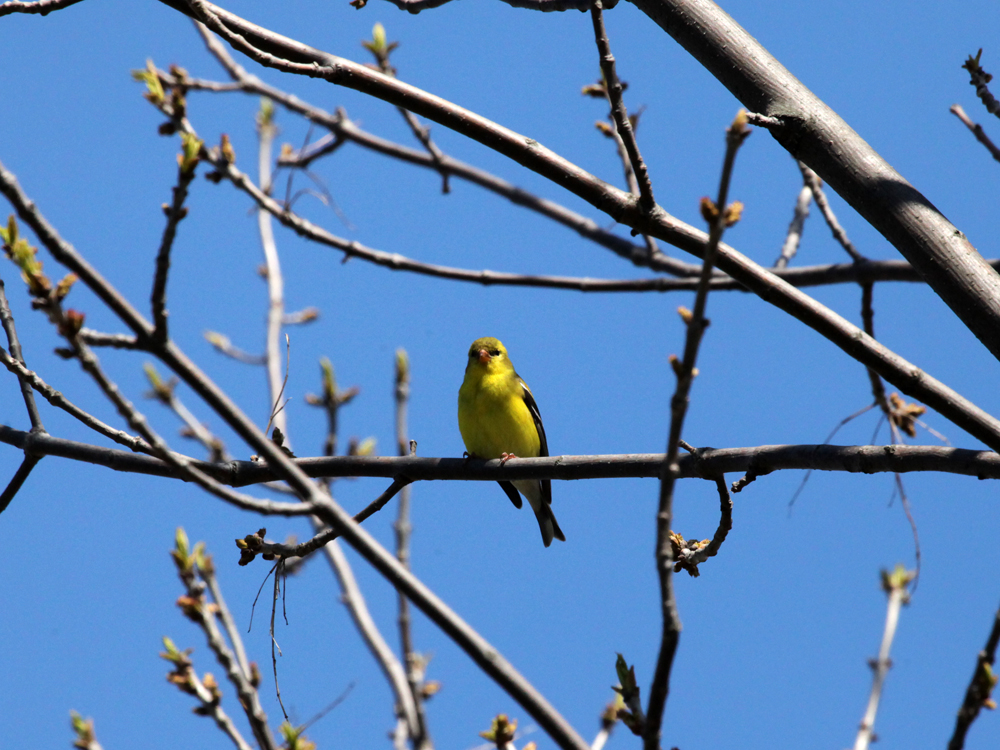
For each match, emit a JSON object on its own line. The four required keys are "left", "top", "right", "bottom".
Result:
{"left": 629, "top": 0, "right": 1000, "bottom": 363}
{"left": 948, "top": 602, "right": 1000, "bottom": 750}
{"left": 0, "top": 0, "right": 83, "bottom": 16}
{"left": 950, "top": 104, "right": 1000, "bottom": 164}
{"left": 0, "top": 453, "right": 42, "bottom": 515}
{"left": 145, "top": 6, "right": 1000, "bottom": 454}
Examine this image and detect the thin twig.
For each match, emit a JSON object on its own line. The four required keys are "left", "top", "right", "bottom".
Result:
{"left": 774, "top": 174, "right": 812, "bottom": 269}
{"left": 145, "top": 363, "right": 227, "bottom": 460}
{"left": 205, "top": 331, "right": 267, "bottom": 364}
{"left": 0, "top": 275, "right": 44, "bottom": 430}
{"left": 646, "top": 112, "right": 749, "bottom": 750}
{"left": 151, "top": 147, "right": 198, "bottom": 343}
{"left": 364, "top": 24, "right": 451, "bottom": 193}
{"left": 172, "top": 534, "right": 277, "bottom": 750}
{"left": 270, "top": 559, "right": 288, "bottom": 721}
{"left": 670, "top": 476, "right": 733, "bottom": 577}
{"left": 948, "top": 602, "right": 1000, "bottom": 750}
{"left": 962, "top": 51, "right": 1000, "bottom": 120}
{"left": 797, "top": 162, "right": 865, "bottom": 263}
{"left": 853, "top": 566, "right": 914, "bottom": 750}
{"left": 78, "top": 329, "right": 143, "bottom": 349}
{"left": 590, "top": 0, "right": 654, "bottom": 213}
{"left": 393, "top": 349, "right": 432, "bottom": 750}
{"left": 0, "top": 453, "right": 41, "bottom": 515}
{"left": 950, "top": 104, "right": 1000, "bottom": 163}
{"left": 257, "top": 99, "right": 287, "bottom": 442}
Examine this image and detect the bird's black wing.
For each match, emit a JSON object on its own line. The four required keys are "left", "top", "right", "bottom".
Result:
{"left": 519, "top": 377, "right": 552, "bottom": 507}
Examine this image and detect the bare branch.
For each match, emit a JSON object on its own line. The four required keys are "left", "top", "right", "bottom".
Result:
{"left": 0, "top": 452, "right": 42, "bottom": 515}
{"left": 5, "top": 425, "right": 1000, "bottom": 485}
{"left": 152, "top": 142, "right": 199, "bottom": 343}
{"left": 774, "top": 172, "right": 812, "bottom": 269}
{"left": 630, "top": 0, "right": 1000, "bottom": 363}
{"left": 646, "top": 112, "right": 749, "bottom": 750}
{"left": 590, "top": 0, "right": 655, "bottom": 212}
{"left": 0, "top": 347, "right": 152, "bottom": 453}
{"left": 853, "top": 566, "right": 914, "bottom": 750}
{"left": 0, "top": 0, "right": 83, "bottom": 16}
{"left": 798, "top": 162, "right": 864, "bottom": 263}
{"left": 140, "top": 12, "right": 1000, "bottom": 453}
{"left": 950, "top": 104, "right": 1000, "bottom": 164}
{"left": 0, "top": 275, "right": 44, "bottom": 430}
{"left": 948, "top": 602, "right": 1000, "bottom": 750}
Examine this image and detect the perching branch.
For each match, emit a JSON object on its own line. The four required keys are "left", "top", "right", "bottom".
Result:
{"left": 5, "top": 425, "right": 1000, "bottom": 485}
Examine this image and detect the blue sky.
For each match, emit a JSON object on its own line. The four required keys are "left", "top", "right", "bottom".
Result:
{"left": 2, "top": 1, "right": 999, "bottom": 749}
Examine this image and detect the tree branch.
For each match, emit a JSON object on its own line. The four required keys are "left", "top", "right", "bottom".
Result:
{"left": 948, "top": 602, "right": 1000, "bottom": 750}
{"left": 138, "top": 9, "right": 1000, "bottom": 454}
{"left": 0, "top": 0, "right": 83, "bottom": 16}
{"left": 591, "top": 0, "right": 655, "bottom": 212}
{"left": 0, "top": 275, "right": 44, "bottom": 430}
{"left": 0, "top": 452, "right": 42, "bottom": 515}
{"left": 950, "top": 104, "right": 1000, "bottom": 164}
{"left": 646, "top": 112, "right": 748, "bottom": 750}
{"left": 629, "top": 0, "right": 1000, "bottom": 363}
{"left": 4, "top": 425, "right": 1000, "bottom": 485}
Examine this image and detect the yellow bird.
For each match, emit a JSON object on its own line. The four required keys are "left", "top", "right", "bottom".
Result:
{"left": 458, "top": 337, "right": 565, "bottom": 546}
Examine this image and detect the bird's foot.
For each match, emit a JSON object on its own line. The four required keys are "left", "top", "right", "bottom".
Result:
{"left": 499, "top": 452, "right": 518, "bottom": 466}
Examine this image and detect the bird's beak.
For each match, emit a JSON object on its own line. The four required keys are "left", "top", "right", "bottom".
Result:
{"left": 477, "top": 348, "right": 491, "bottom": 364}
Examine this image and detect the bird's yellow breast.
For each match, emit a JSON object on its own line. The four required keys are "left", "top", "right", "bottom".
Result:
{"left": 458, "top": 367, "right": 540, "bottom": 460}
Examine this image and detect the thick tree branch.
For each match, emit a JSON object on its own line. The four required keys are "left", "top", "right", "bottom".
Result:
{"left": 0, "top": 0, "right": 83, "bottom": 16}
{"left": 629, "top": 0, "right": 1000, "bottom": 362}
{"left": 138, "top": 8, "right": 1000, "bottom": 454}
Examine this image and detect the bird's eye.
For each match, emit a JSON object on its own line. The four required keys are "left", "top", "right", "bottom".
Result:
{"left": 490, "top": 349, "right": 501, "bottom": 356}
